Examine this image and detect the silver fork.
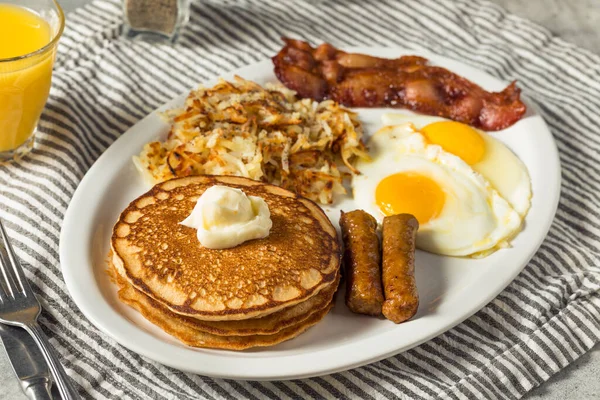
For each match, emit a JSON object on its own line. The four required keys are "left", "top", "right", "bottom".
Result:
{"left": 0, "top": 219, "right": 80, "bottom": 400}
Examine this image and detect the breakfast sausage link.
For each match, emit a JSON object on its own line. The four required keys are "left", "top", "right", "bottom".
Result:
{"left": 381, "top": 214, "right": 419, "bottom": 323}
{"left": 339, "top": 210, "right": 384, "bottom": 316}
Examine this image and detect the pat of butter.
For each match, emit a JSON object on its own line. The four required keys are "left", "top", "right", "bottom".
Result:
{"left": 180, "top": 185, "right": 272, "bottom": 249}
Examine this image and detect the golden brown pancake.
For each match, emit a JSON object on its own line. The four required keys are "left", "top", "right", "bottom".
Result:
{"left": 115, "top": 272, "right": 335, "bottom": 350}
{"left": 109, "top": 262, "right": 339, "bottom": 336}
{"left": 111, "top": 175, "right": 341, "bottom": 321}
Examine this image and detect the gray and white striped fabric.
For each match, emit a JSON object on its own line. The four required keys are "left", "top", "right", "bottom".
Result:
{"left": 1, "top": 0, "right": 599, "bottom": 398}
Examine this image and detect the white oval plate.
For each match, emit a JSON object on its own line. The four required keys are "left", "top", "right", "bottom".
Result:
{"left": 59, "top": 47, "right": 560, "bottom": 380}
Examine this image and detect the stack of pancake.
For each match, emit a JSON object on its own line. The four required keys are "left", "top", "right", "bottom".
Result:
{"left": 109, "top": 176, "right": 341, "bottom": 350}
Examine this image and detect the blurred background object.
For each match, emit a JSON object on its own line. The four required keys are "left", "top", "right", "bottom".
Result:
{"left": 122, "top": 0, "right": 190, "bottom": 41}
{"left": 0, "top": 0, "right": 64, "bottom": 162}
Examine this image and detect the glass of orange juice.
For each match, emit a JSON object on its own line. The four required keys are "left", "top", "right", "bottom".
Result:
{"left": 0, "top": 0, "right": 64, "bottom": 162}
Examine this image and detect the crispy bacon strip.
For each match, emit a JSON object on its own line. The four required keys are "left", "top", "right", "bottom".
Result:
{"left": 272, "top": 38, "right": 526, "bottom": 131}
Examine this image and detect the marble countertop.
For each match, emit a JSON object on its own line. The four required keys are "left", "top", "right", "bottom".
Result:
{"left": 1, "top": 0, "right": 599, "bottom": 398}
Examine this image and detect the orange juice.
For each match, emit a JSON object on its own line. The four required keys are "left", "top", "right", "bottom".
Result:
{"left": 0, "top": 4, "right": 54, "bottom": 152}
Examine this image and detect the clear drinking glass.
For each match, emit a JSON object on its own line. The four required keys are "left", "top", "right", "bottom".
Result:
{"left": 123, "top": 0, "right": 191, "bottom": 42}
{"left": 0, "top": 0, "right": 64, "bottom": 162}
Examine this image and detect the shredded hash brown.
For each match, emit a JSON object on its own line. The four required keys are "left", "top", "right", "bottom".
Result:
{"left": 134, "top": 76, "right": 369, "bottom": 204}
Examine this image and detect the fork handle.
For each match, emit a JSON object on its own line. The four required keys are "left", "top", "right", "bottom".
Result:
{"left": 24, "top": 322, "right": 80, "bottom": 400}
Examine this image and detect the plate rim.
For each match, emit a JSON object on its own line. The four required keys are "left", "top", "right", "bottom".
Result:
{"left": 59, "top": 47, "right": 561, "bottom": 380}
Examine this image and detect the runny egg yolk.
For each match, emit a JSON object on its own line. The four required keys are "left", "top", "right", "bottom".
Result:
{"left": 421, "top": 121, "right": 485, "bottom": 165}
{"left": 375, "top": 172, "right": 446, "bottom": 224}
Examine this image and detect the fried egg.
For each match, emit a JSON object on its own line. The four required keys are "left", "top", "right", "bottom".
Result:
{"left": 382, "top": 114, "right": 532, "bottom": 217}
{"left": 352, "top": 124, "right": 522, "bottom": 257}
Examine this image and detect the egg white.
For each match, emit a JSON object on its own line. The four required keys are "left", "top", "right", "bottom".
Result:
{"left": 352, "top": 124, "right": 522, "bottom": 257}
{"left": 382, "top": 113, "right": 532, "bottom": 217}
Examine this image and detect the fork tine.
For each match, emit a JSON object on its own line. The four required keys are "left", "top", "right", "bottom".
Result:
{"left": 0, "top": 219, "right": 28, "bottom": 295}
{"left": 0, "top": 254, "right": 7, "bottom": 302}
{"left": 0, "top": 240, "right": 17, "bottom": 298}
{"left": 0, "top": 274, "right": 6, "bottom": 303}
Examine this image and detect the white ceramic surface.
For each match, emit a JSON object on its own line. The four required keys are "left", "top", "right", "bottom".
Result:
{"left": 59, "top": 48, "right": 561, "bottom": 380}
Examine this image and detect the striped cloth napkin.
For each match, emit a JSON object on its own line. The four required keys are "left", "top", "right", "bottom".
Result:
{"left": 1, "top": 0, "right": 599, "bottom": 398}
